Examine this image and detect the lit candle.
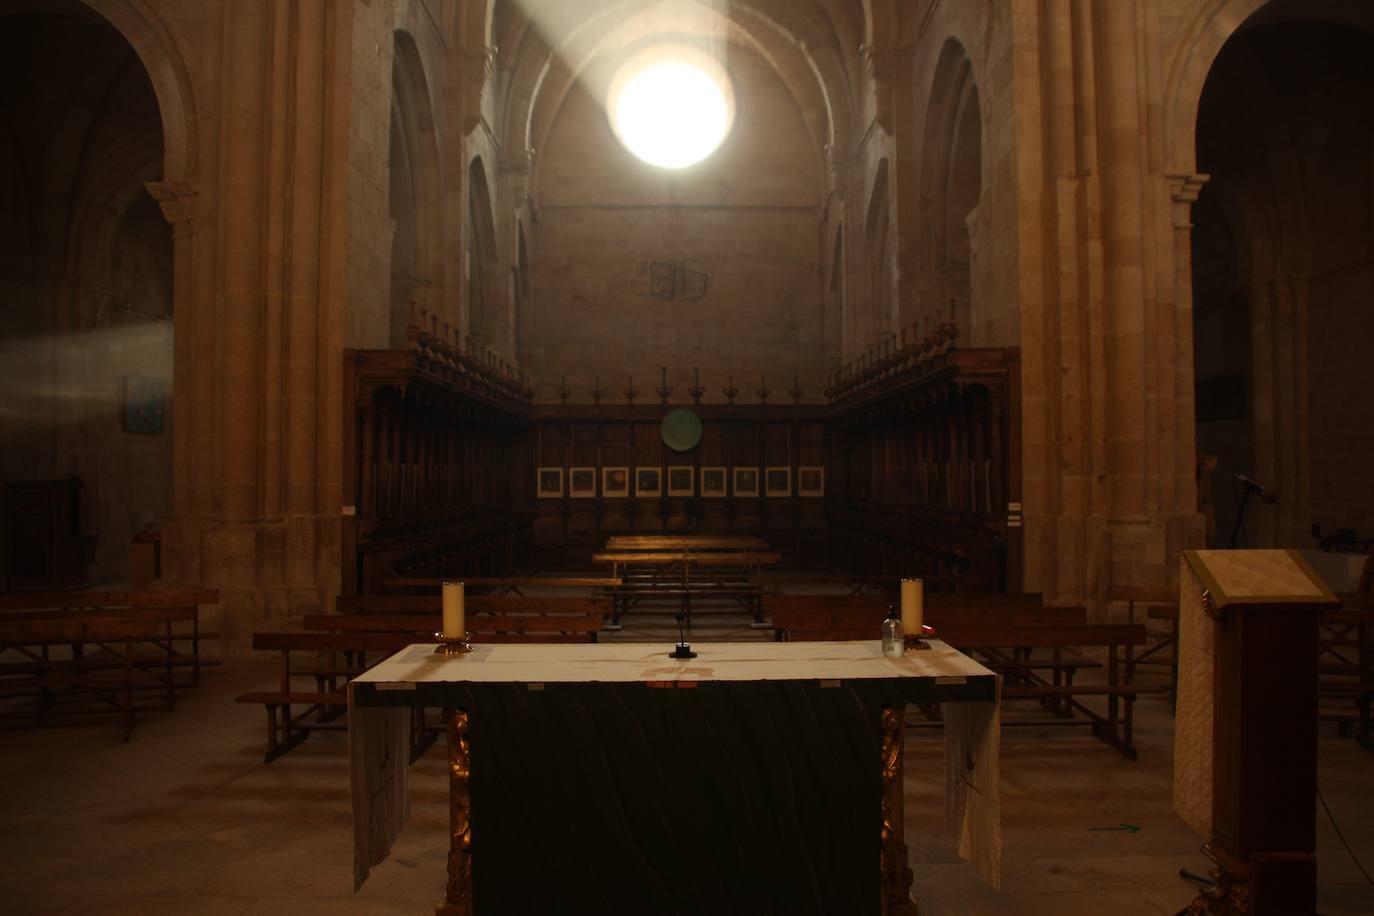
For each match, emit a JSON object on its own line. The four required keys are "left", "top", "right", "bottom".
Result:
{"left": 442, "top": 581, "right": 465, "bottom": 640}
{"left": 901, "top": 578, "right": 923, "bottom": 634}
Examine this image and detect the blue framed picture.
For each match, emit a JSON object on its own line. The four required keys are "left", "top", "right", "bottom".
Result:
{"left": 123, "top": 375, "right": 166, "bottom": 434}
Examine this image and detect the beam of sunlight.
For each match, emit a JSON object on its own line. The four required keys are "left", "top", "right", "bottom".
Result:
{"left": 0, "top": 322, "right": 173, "bottom": 429}
{"left": 610, "top": 54, "right": 733, "bottom": 168}
{"left": 510, "top": 0, "right": 735, "bottom": 163}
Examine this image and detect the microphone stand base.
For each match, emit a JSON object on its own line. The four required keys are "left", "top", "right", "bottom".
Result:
{"left": 669, "top": 644, "right": 698, "bottom": 659}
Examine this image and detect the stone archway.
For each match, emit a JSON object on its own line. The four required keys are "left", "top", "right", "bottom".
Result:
{"left": 389, "top": 30, "right": 445, "bottom": 347}
{"left": 0, "top": 2, "right": 177, "bottom": 585}
{"left": 1189, "top": 7, "right": 1374, "bottom": 548}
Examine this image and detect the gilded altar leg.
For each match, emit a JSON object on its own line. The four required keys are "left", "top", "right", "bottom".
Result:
{"left": 881, "top": 706, "right": 917, "bottom": 915}
{"left": 436, "top": 709, "right": 472, "bottom": 916}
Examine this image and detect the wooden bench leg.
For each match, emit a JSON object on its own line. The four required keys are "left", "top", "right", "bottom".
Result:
{"left": 261, "top": 702, "right": 313, "bottom": 763}
{"left": 264, "top": 704, "right": 280, "bottom": 761}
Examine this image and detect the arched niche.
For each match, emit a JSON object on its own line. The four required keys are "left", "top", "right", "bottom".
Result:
{"left": 389, "top": 30, "right": 445, "bottom": 347}
{"left": 1190, "top": 9, "right": 1374, "bottom": 548}
{"left": 917, "top": 38, "right": 982, "bottom": 340}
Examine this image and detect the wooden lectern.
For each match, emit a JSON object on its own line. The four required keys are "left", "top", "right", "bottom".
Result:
{"left": 1175, "top": 549, "right": 1339, "bottom": 915}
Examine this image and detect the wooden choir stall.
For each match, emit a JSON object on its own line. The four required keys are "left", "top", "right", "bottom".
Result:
{"left": 342, "top": 320, "right": 536, "bottom": 595}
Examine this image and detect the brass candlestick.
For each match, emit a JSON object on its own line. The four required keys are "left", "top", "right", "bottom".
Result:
{"left": 689, "top": 367, "right": 704, "bottom": 405}
{"left": 655, "top": 366, "right": 673, "bottom": 405}
{"left": 903, "top": 625, "right": 935, "bottom": 652}
{"left": 434, "top": 631, "right": 474, "bottom": 655}
{"left": 722, "top": 375, "right": 738, "bottom": 406}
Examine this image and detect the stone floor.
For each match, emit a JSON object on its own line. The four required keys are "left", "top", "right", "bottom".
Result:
{"left": 1, "top": 608, "right": 1371, "bottom": 915}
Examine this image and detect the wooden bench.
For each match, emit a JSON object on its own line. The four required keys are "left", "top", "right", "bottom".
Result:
{"left": 593, "top": 551, "right": 781, "bottom": 626}
{"left": 765, "top": 593, "right": 1053, "bottom": 641}
{"left": 238, "top": 596, "right": 609, "bottom": 760}
{"left": 380, "top": 576, "right": 622, "bottom": 596}
{"left": 0, "top": 589, "right": 219, "bottom": 739}
{"left": 236, "top": 631, "right": 429, "bottom": 763}
{"left": 767, "top": 596, "right": 1152, "bottom": 756}
{"left": 336, "top": 593, "right": 609, "bottom": 631}
{"left": 0, "top": 616, "right": 191, "bottom": 739}
{"left": 302, "top": 613, "right": 602, "bottom": 643}
{"left": 932, "top": 623, "right": 1162, "bottom": 759}
{"left": 1318, "top": 606, "right": 1372, "bottom": 748}
{"left": 759, "top": 574, "right": 1017, "bottom": 597}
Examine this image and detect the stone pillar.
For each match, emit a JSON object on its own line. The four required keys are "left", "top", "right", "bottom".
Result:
{"left": 159, "top": 1, "right": 350, "bottom": 647}
{"left": 145, "top": 178, "right": 198, "bottom": 587}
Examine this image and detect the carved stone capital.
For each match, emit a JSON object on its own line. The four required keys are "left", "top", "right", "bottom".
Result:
{"left": 1166, "top": 172, "right": 1210, "bottom": 227}
{"left": 145, "top": 179, "right": 199, "bottom": 234}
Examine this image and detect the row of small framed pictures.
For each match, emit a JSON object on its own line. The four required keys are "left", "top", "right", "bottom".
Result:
{"left": 537, "top": 466, "right": 825, "bottom": 498}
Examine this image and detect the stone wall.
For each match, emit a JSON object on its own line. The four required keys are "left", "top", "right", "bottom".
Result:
{"left": 525, "top": 44, "right": 828, "bottom": 404}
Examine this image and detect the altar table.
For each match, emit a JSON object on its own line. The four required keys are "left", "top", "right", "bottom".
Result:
{"left": 350, "top": 640, "right": 1001, "bottom": 915}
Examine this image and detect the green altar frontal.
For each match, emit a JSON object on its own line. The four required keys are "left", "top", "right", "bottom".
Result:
{"left": 350, "top": 641, "right": 1001, "bottom": 916}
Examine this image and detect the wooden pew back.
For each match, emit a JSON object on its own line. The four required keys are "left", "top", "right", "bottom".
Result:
{"left": 0, "top": 588, "right": 219, "bottom": 612}
{"left": 335, "top": 594, "right": 610, "bottom": 617}
{"left": 302, "top": 614, "right": 600, "bottom": 639}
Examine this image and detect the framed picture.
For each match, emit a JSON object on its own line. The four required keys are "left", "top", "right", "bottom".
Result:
{"left": 537, "top": 467, "right": 564, "bottom": 498}
{"left": 733, "top": 467, "right": 759, "bottom": 498}
{"left": 797, "top": 466, "right": 825, "bottom": 497}
{"left": 667, "top": 466, "right": 694, "bottom": 497}
{"left": 602, "top": 467, "right": 629, "bottom": 497}
{"left": 765, "top": 467, "right": 791, "bottom": 497}
{"left": 700, "top": 467, "right": 727, "bottom": 497}
{"left": 635, "top": 467, "right": 662, "bottom": 497}
{"left": 569, "top": 467, "right": 596, "bottom": 498}
{"left": 123, "top": 375, "right": 166, "bottom": 434}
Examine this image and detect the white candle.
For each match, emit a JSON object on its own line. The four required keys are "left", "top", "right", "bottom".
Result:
{"left": 442, "top": 581, "right": 465, "bottom": 639}
{"left": 901, "top": 578, "right": 923, "bottom": 634}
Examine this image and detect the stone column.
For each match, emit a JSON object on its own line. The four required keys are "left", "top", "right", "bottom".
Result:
{"left": 161, "top": 1, "right": 350, "bottom": 646}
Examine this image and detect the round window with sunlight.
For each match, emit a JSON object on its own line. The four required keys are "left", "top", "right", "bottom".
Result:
{"left": 608, "top": 48, "right": 734, "bottom": 169}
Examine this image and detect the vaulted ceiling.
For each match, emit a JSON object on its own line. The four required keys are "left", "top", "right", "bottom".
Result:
{"left": 488, "top": 0, "right": 904, "bottom": 172}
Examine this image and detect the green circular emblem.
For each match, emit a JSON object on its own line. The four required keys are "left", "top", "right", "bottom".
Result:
{"left": 660, "top": 408, "right": 703, "bottom": 452}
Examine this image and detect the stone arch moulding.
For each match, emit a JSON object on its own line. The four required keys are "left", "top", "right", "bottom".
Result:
{"left": 81, "top": 0, "right": 197, "bottom": 183}
{"left": 507, "top": 0, "right": 850, "bottom": 185}
{"left": 391, "top": 28, "right": 446, "bottom": 340}
{"left": 465, "top": 154, "right": 500, "bottom": 348}
{"left": 467, "top": 154, "right": 499, "bottom": 269}
{"left": 918, "top": 37, "right": 982, "bottom": 335}
{"left": 1164, "top": 0, "right": 1273, "bottom": 175}
{"left": 864, "top": 157, "right": 891, "bottom": 349}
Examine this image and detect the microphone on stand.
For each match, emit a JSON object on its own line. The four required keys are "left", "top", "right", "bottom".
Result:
{"left": 669, "top": 613, "right": 697, "bottom": 659}
{"left": 1234, "top": 473, "right": 1279, "bottom": 505}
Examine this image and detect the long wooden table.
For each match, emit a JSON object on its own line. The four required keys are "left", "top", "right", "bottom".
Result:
{"left": 604, "top": 535, "right": 771, "bottom": 552}
{"left": 349, "top": 640, "right": 1001, "bottom": 915}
